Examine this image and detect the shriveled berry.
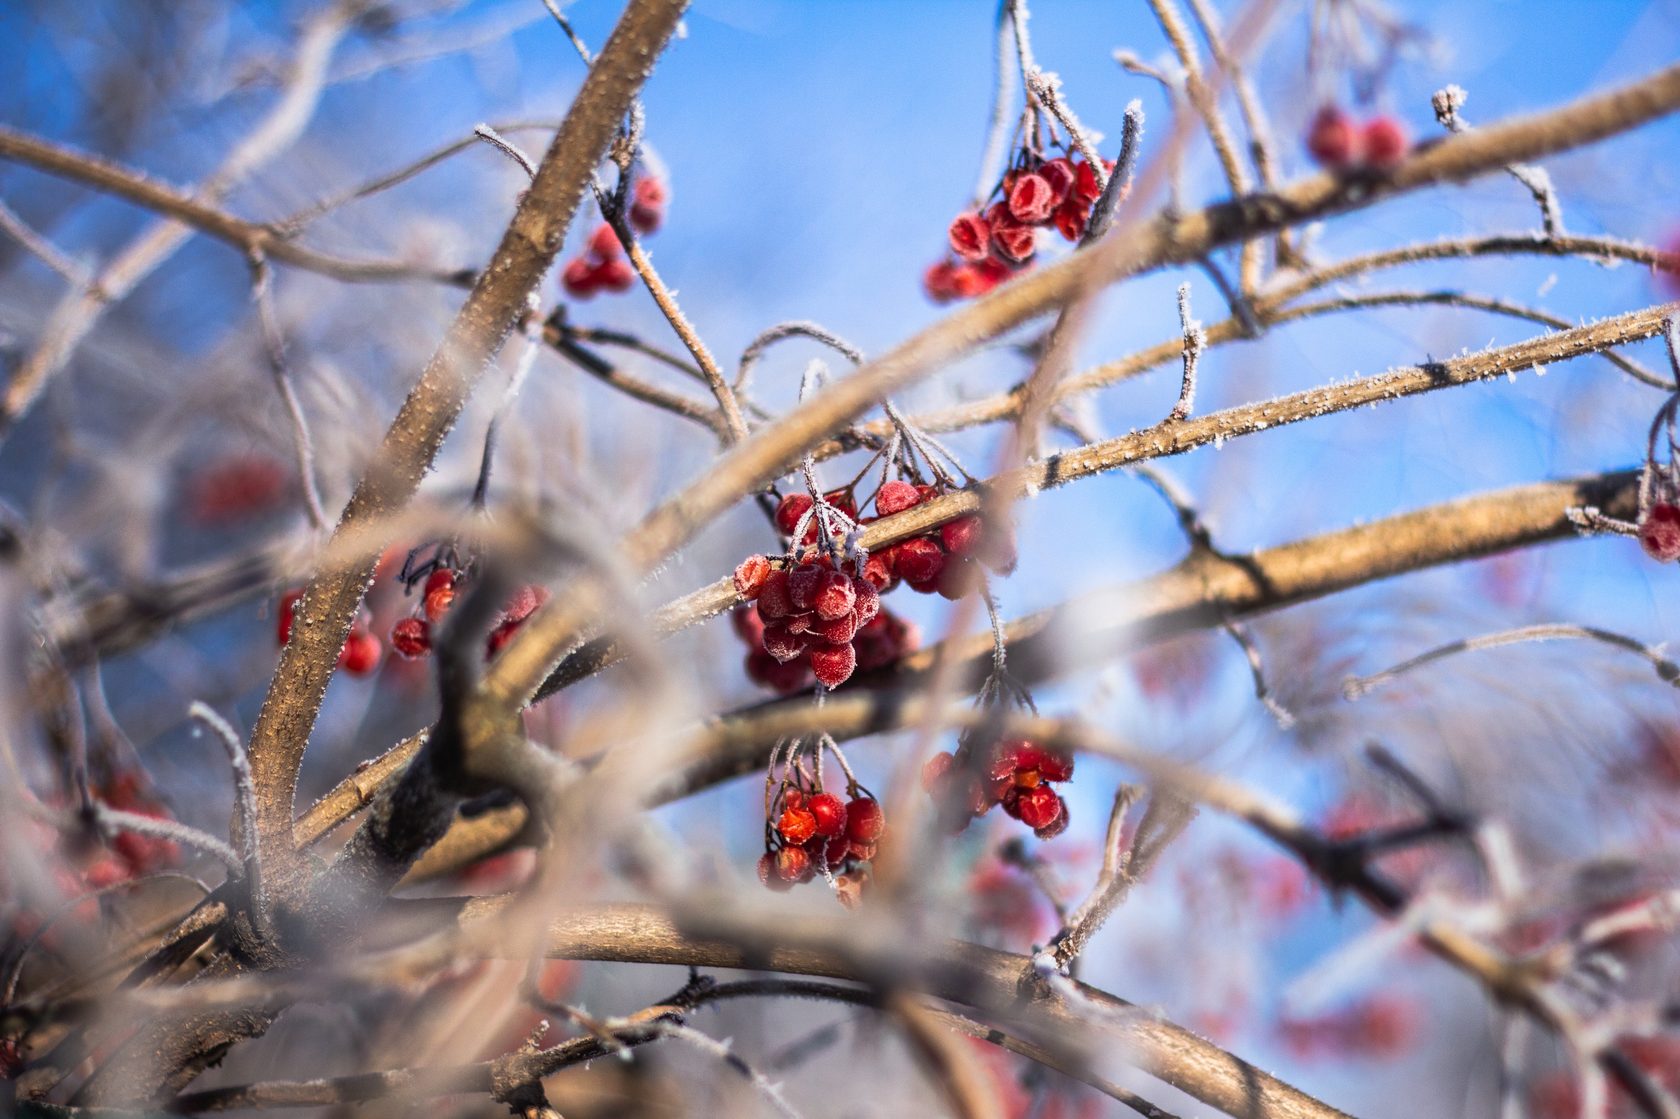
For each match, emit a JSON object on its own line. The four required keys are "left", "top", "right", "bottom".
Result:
{"left": 592, "top": 257, "right": 635, "bottom": 292}
{"left": 561, "top": 256, "right": 597, "bottom": 297}
{"left": 861, "top": 550, "right": 895, "bottom": 590}
{"left": 1072, "top": 158, "right": 1108, "bottom": 204}
{"left": 809, "top": 641, "right": 857, "bottom": 688}
{"left": 733, "top": 554, "right": 773, "bottom": 599}
{"left": 775, "top": 844, "right": 812, "bottom": 882}
{"left": 775, "top": 493, "right": 814, "bottom": 536}
{"left": 391, "top": 617, "right": 431, "bottom": 658}
{"left": 277, "top": 589, "right": 303, "bottom": 646}
{"left": 1361, "top": 115, "right": 1409, "bottom": 170}
{"left": 845, "top": 797, "right": 885, "bottom": 843}
{"left": 424, "top": 586, "right": 456, "bottom": 622}
{"left": 1034, "top": 797, "right": 1070, "bottom": 839}
{"left": 808, "top": 792, "right": 848, "bottom": 837}
{"left": 630, "top": 176, "right": 668, "bottom": 233}
{"left": 924, "top": 259, "right": 961, "bottom": 303}
{"left": 1038, "top": 157, "right": 1076, "bottom": 203}
{"left": 588, "top": 222, "right": 623, "bottom": 259}
{"left": 339, "top": 630, "right": 382, "bottom": 675}
{"left": 875, "top": 480, "right": 922, "bottom": 516}
{"left": 948, "top": 211, "right": 992, "bottom": 261}
{"left": 989, "top": 213, "right": 1036, "bottom": 263}
{"left": 894, "top": 537, "right": 947, "bottom": 585}
{"left": 811, "top": 568, "right": 856, "bottom": 621}
{"left": 1640, "top": 502, "right": 1680, "bottom": 562}
{"left": 834, "top": 869, "right": 868, "bottom": 909}
{"left": 1306, "top": 106, "right": 1360, "bottom": 169}
{"left": 1053, "top": 196, "right": 1091, "bottom": 242}
{"left": 758, "top": 851, "right": 794, "bottom": 891}
{"left": 777, "top": 805, "right": 818, "bottom": 844}
{"left": 1008, "top": 171, "right": 1056, "bottom": 224}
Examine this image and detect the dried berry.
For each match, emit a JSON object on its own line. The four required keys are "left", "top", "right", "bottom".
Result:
{"left": 1641, "top": 502, "right": 1680, "bottom": 562}
{"left": 391, "top": 617, "right": 431, "bottom": 658}
{"left": 1007, "top": 171, "right": 1056, "bottom": 224}
{"left": 733, "top": 554, "right": 773, "bottom": 599}
{"left": 948, "top": 211, "right": 992, "bottom": 261}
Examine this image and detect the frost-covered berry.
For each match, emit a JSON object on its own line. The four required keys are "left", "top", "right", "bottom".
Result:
{"left": 1640, "top": 502, "right": 1680, "bottom": 562}
{"left": 391, "top": 617, "right": 431, "bottom": 658}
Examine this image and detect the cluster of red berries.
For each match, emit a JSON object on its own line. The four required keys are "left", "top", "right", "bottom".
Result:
{"left": 925, "top": 152, "right": 1113, "bottom": 303}
{"left": 278, "top": 590, "right": 382, "bottom": 675}
{"left": 922, "top": 738, "right": 1073, "bottom": 839}
{"left": 861, "top": 480, "right": 1017, "bottom": 597}
{"left": 1305, "top": 106, "right": 1409, "bottom": 172}
{"left": 559, "top": 177, "right": 667, "bottom": 299}
{"left": 732, "top": 552, "right": 885, "bottom": 691}
{"left": 758, "top": 783, "right": 885, "bottom": 905}
{"left": 387, "top": 567, "right": 552, "bottom": 661}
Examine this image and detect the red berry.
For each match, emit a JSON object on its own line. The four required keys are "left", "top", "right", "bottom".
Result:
{"left": 1038, "top": 158, "right": 1076, "bottom": 204}
{"left": 845, "top": 797, "right": 885, "bottom": 843}
{"left": 924, "top": 259, "right": 961, "bottom": 303}
{"left": 1072, "top": 158, "right": 1108, "bottom": 204}
{"left": 774, "top": 493, "right": 814, "bottom": 535}
{"left": 940, "top": 515, "right": 983, "bottom": 556}
{"left": 783, "top": 610, "right": 815, "bottom": 635}
{"left": 787, "top": 562, "right": 824, "bottom": 611}
{"left": 732, "top": 604, "right": 766, "bottom": 646}
{"left": 1053, "top": 196, "right": 1091, "bottom": 242}
{"left": 486, "top": 619, "right": 520, "bottom": 657}
{"left": 1361, "top": 115, "right": 1409, "bottom": 170}
{"left": 1008, "top": 172, "right": 1056, "bottom": 224}
{"left": 630, "top": 176, "right": 667, "bottom": 233}
{"left": 777, "top": 805, "right": 818, "bottom": 844}
{"left": 814, "top": 611, "right": 860, "bottom": 645}
{"left": 894, "top": 537, "right": 946, "bottom": 585}
{"left": 504, "top": 585, "right": 550, "bottom": 623}
{"left": 809, "top": 641, "right": 857, "bottom": 688}
{"left": 424, "top": 568, "right": 457, "bottom": 595}
{"left": 592, "top": 257, "right": 635, "bottom": 292}
{"left": 391, "top": 617, "right": 431, "bottom": 658}
{"left": 339, "top": 630, "right": 382, "bottom": 675}
{"left": 561, "top": 256, "right": 598, "bottom": 297}
{"left": 1306, "top": 106, "right": 1360, "bottom": 169}
{"left": 1033, "top": 795, "right": 1070, "bottom": 840}
{"left": 277, "top": 589, "right": 303, "bottom": 646}
{"left": 588, "top": 222, "right": 623, "bottom": 259}
{"left": 775, "top": 844, "right": 813, "bottom": 883}
{"left": 811, "top": 568, "right": 856, "bottom": 621}
{"left": 1640, "top": 502, "right": 1680, "bottom": 562}
{"left": 948, "top": 211, "right": 992, "bottom": 262}
{"left": 922, "top": 751, "right": 956, "bottom": 791}
{"left": 820, "top": 829, "right": 852, "bottom": 868}
{"left": 861, "top": 549, "right": 895, "bottom": 590}
{"left": 875, "top": 480, "right": 922, "bottom": 516}
{"left": 823, "top": 490, "right": 859, "bottom": 521}
{"left": 762, "top": 623, "right": 809, "bottom": 664}
{"left": 989, "top": 212, "right": 1036, "bottom": 264}
{"left": 808, "top": 793, "right": 848, "bottom": 837}
{"left": 758, "top": 851, "right": 794, "bottom": 891}
{"left": 733, "top": 554, "right": 773, "bottom": 599}
{"left": 850, "top": 576, "right": 880, "bottom": 624}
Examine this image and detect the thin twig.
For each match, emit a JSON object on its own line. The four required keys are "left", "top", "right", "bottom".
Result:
{"left": 1343, "top": 623, "right": 1680, "bottom": 699}
{"left": 250, "top": 259, "right": 329, "bottom": 532}
{"left": 1169, "top": 282, "right": 1204, "bottom": 420}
